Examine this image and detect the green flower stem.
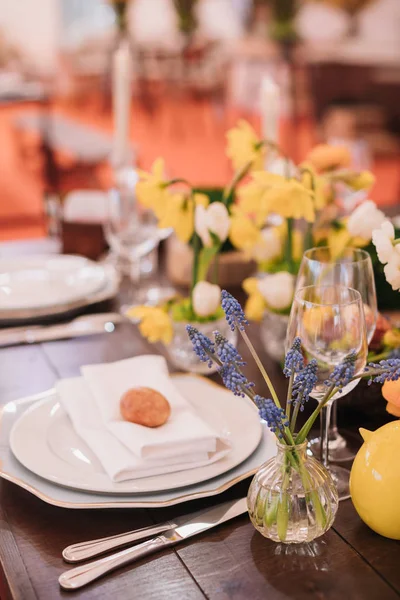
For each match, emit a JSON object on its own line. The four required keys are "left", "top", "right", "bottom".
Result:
{"left": 289, "top": 394, "right": 302, "bottom": 433}
{"left": 239, "top": 328, "right": 282, "bottom": 409}
{"left": 264, "top": 495, "right": 279, "bottom": 527}
{"left": 277, "top": 463, "right": 291, "bottom": 542}
{"left": 223, "top": 160, "right": 252, "bottom": 204}
{"left": 286, "top": 370, "right": 294, "bottom": 421}
{"left": 190, "top": 233, "right": 201, "bottom": 311}
{"left": 284, "top": 218, "right": 295, "bottom": 274}
{"left": 295, "top": 383, "right": 336, "bottom": 444}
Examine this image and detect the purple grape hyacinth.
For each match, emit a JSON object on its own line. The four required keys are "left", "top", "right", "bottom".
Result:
{"left": 214, "top": 331, "right": 245, "bottom": 366}
{"left": 186, "top": 325, "right": 215, "bottom": 368}
{"left": 283, "top": 337, "right": 304, "bottom": 377}
{"left": 366, "top": 358, "right": 400, "bottom": 385}
{"left": 291, "top": 359, "right": 318, "bottom": 410}
{"left": 221, "top": 290, "right": 248, "bottom": 331}
{"left": 325, "top": 350, "right": 356, "bottom": 392}
{"left": 255, "top": 395, "right": 289, "bottom": 439}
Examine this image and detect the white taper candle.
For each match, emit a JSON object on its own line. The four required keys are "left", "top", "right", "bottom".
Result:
{"left": 260, "top": 76, "right": 280, "bottom": 144}
{"left": 112, "top": 38, "right": 132, "bottom": 166}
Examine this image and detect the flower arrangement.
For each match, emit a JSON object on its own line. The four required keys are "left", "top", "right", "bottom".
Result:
{"left": 187, "top": 291, "right": 400, "bottom": 541}
{"left": 127, "top": 120, "right": 375, "bottom": 364}
{"left": 229, "top": 123, "right": 376, "bottom": 319}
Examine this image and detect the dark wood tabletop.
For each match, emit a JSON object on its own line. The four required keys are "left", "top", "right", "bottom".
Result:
{"left": 0, "top": 288, "right": 400, "bottom": 600}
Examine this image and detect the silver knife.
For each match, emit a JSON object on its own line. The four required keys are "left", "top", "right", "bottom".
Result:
{"left": 59, "top": 497, "right": 248, "bottom": 590}
{"left": 0, "top": 313, "right": 124, "bottom": 347}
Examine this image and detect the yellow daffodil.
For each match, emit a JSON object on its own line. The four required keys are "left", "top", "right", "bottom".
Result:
{"left": 137, "top": 158, "right": 171, "bottom": 219}
{"left": 340, "top": 170, "right": 375, "bottom": 191}
{"left": 383, "top": 329, "right": 400, "bottom": 350}
{"left": 126, "top": 306, "right": 173, "bottom": 345}
{"left": 239, "top": 171, "right": 315, "bottom": 223}
{"left": 242, "top": 277, "right": 266, "bottom": 322}
{"left": 229, "top": 206, "right": 261, "bottom": 252}
{"left": 299, "top": 163, "right": 329, "bottom": 210}
{"left": 226, "top": 120, "right": 265, "bottom": 171}
{"left": 158, "top": 192, "right": 208, "bottom": 243}
{"left": 266, "top": 179, "right": 315, "bottom": 222}
{"left": 238, "top": 172, "right": 288, "bottom": 226}
{"left": 306, "top": 144, "right": 351, "bottom": 173}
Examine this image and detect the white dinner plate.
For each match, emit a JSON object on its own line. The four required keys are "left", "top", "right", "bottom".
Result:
{"left": 0, "top": 255, "right": 106, "bottom": 312}
{"left": 10, "top": 375, "right": 263, "bottom": 495}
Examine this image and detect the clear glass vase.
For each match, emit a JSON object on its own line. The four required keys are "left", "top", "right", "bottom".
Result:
{"left": 166, "top": 317, "right": 237, "bottom": 374}
{"left": 260, "top": 309, "right": 289, "bottom": 363}
{"left": 247, "top": 441, "right": 339, "bottom": 544}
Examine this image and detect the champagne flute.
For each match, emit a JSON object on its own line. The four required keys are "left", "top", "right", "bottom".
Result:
{"left": 286, "top": 285, "right": 368, "bottom": 500}
{"left": 297, "top": 247, "right": 377, "bottom": 461}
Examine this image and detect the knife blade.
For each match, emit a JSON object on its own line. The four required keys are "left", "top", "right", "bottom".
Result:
{"left": 59, "top": 497, "right": 248, "bottom": 590}
{"left": 0, "top": 312, "right": 124, "bottom": 347}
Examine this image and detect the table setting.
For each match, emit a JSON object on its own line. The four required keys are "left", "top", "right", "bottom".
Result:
{"left": 1, "top": 35, "right": 400, "bottom": 600}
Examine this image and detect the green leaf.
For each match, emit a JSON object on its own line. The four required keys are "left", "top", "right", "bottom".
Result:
{"left": 197, "top": 239, "right": 221, "bottom": 282}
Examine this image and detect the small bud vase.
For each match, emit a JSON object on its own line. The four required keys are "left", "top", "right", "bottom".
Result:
{"left": 247, "top": 441, "right": 339, "bottom": 543}
{"left": 166, "top": 317, "right": 237, "bottom": 375}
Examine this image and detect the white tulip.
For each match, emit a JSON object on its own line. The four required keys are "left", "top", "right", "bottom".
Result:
{"left": 195, "top": 202, "right": 230, "bottom": 247}
{"left": 192, "top": 281, "right": 221, "bottom": 317}
{"left": 372, "top": 220, "right": 395, "bottom": 265}
{"left": 384, "top": 254, "right": 400, "bottom": 291}
{"left": 251, "top": 227, "right": 282, "bottom": 262}
{"left": 347, "top": 200, "right": 386, "bottom": 241}
{"left": 257, "top": 271, "right": 295, "bottom": 311}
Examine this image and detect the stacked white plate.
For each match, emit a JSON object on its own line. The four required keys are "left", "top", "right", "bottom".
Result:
{"left": 0, "top": 255, "right": 119, "bottom": 323}
{"left": 0, "top": 375, "right": 276, "bottom": 508}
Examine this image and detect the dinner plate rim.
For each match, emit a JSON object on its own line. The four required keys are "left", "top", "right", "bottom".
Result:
{"left": 9, "top": 375, "right": 262, "bottom": 494}
{"left": 0, "top": 254, "right": 107, "bottom": 312}
{"left": 0, "top": 263, "right": 119, "bottom": 324}
{"left": 0, "top": 377, "right": 275, "bottom": 509}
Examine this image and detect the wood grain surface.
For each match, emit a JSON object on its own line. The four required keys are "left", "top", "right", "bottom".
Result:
{"left": 0, "top": 305, "right": 399, "bottom": 600}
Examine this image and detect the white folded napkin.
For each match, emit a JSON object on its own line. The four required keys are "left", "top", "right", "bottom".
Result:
{"left": 56, "top": 356, "right": 230, "bottom": 482}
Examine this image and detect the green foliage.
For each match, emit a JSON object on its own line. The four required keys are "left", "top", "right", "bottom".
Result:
{"left": 170, "top": 298, "right": 224, "bottom": 324}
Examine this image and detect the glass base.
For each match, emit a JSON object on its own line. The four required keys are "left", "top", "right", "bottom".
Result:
{"left": 309, "top": 429, "right": 362, "bottom": 463}
{"left": 328, "top": 464, "right": 350, "bottom": 501}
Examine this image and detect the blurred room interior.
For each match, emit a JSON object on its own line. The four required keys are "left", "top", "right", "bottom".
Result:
{"left": 0, "top": 0, "right": 399, "bottom": 246}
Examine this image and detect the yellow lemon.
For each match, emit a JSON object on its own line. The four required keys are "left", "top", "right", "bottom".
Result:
{"left": 350, "top": 422, "right": 400, "bottom": 540}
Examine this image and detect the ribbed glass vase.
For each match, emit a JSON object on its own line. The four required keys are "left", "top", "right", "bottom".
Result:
{"left": 247, "top": 441, "right": 339, "bottom": 543}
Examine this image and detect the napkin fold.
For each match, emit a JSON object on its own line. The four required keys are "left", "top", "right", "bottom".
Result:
{"left": 57, "top": 356, "right": 230, "bottom": 482}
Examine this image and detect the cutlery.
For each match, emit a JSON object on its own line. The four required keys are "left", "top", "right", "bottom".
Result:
{"left": 59, "top": 497, "right": 248, "bottom": 590}
{"left": 0, "top": 313, "right": 124, "bottom": 347}
{"left": 63, "top": 521, "right": 178, "bottom": 563}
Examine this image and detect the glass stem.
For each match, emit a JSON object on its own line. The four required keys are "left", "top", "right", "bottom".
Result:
{"left": 330, "top": 401, "right": 339, "bottom": 440}
{"left": 319, "top": 402, "right": 333, "bottom": 468}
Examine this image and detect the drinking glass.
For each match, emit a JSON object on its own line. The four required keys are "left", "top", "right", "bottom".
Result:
{"left": 297, "top": 247, "right": 377, "bottom": 462}
{"left": 286, "top": 285, "right": 368, "bottom": 500}
{"left": 104, "top": 165, "right": 165, "bottom": 308}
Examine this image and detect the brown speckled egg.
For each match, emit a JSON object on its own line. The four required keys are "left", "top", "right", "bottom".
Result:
{"left": 120, "top": 387, "right": 171, "bottom": 428}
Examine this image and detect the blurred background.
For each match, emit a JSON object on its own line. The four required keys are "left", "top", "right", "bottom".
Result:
{"left": 0, "top": 0, "right": 399, "bottom": 245}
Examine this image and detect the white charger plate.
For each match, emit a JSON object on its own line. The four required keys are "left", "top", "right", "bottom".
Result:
{"left": 0, "top": 379, "right": 275, "bottom": 508}
{"left": 10, "top": 375, "right": 263, "bottom": 495}
{"left": 0, "top": 255, "right": 106, "bottom": 312}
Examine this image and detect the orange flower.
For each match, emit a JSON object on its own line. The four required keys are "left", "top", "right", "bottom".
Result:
{"left": 306, "top": 144, "right": 351, "bottom": 173}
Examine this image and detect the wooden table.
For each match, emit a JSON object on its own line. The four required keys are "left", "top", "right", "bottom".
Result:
{"left": 0, "top": 297, "right": 400, "bottom": 599}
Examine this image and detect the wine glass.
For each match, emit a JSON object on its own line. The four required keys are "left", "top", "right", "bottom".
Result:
{"left": 104, "top": 165, "right": 165, "bottom": 308}
{"left": 286, "top": 285, "right": 368, "bottom": 500}
{"left": 297, "top": 247, "right": 377, "bottom": 462}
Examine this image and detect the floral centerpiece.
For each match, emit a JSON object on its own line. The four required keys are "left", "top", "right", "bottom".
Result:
{"left": 224, "top": 121, "right": 375, "bottom": 359}
{"left": 186, "top": 290, "right": 400, "bottom": 543}
{"left": 127, "top": 138, "right": 267, "bottom": 372}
